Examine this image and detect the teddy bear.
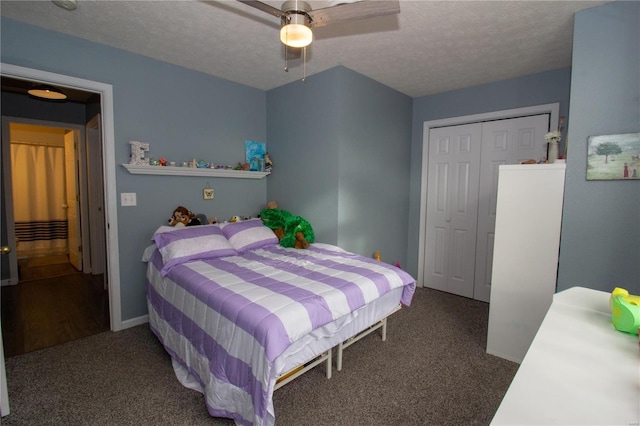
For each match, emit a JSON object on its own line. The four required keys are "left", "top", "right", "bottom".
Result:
{"left": 168, "top": 206, "right": 201, "bottom": 227}
{"left": 260, "top": 201, "right": 314, "bottom": 249}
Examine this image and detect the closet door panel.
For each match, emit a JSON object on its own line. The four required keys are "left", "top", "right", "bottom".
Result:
{"left": 474, "top": 114, "right": 550, "bottom": 302}
{"left": 424, "top": 123, "right": 482, "bottom": 298}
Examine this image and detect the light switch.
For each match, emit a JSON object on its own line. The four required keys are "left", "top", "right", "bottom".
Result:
{"left": 121, "top": 192, "right": 137, "bottom": 206}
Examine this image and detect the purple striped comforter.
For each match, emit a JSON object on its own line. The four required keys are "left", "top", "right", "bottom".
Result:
{"left": 147, "top": 243, "right": 415, "bottom": 425}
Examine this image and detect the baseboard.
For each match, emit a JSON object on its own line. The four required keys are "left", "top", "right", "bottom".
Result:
{"left": 120, "top": 314, "right": 149, "bottom": 330}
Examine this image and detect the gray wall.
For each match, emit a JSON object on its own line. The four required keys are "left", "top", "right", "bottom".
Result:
{"left": 557, "top": 1, "right": 640, "bottom": 294}
{"left": 1, "top": 18, "right": 267, "bottom": 321}
{"left": 267, "top": 67, "right": 413, "bottom": 264}
{"left": 407, "top": 68, "right": 572, "bottom": 279}
{"left": 266, "top": 68, "right": 342, "bottom": 245}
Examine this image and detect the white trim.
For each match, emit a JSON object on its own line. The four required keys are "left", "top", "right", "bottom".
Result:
{"left": 1, "top": 319, "right": 9, "bottom": 417}
{"left": 121, "top": 314, "right": 149, "bottom": 330}
{"left": 1, "top": 63, "right": 122, "bottom": 331}
{"left": 417, "top": 103, "right": 560, "bottom": 288}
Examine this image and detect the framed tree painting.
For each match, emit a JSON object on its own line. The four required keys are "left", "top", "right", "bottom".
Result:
{"left": 587, "top": 132, "right": 640, "bottom": 180}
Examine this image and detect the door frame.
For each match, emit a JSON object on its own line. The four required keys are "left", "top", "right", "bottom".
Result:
{"left": 417, "top": 103, "right": 560, "bottom": 290}
{"left": 1, "top": 63, "right": 122, "bottom": 331}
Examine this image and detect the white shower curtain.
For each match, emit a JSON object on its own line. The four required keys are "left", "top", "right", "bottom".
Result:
{"left": 11, "top": 142, "right": 68, "bottom": 258}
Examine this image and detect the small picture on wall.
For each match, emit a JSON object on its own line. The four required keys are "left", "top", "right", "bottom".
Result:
{"left": 587, "top": 132, "right": 640, "bottom": 180}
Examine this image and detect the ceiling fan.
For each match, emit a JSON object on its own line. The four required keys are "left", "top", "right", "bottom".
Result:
{"left": 237, "top": 0, "right": 400, "bottom": 78}
{"left": 238, "top": 0, "right": 399, "bottom": 47}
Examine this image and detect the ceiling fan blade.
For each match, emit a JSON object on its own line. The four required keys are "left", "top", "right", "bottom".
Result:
{"left": 309, "top": 0, "right": 400, "bottom": 28}
{"left": 236, "top": 1, "right": 285, "bottom": 19}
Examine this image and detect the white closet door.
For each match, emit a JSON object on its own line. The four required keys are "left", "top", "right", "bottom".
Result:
{"left": 473, "top": 114, "right": 549, "bottom": 302}
{"left": 424, "top": 123, "right": 482, "bottom": 298}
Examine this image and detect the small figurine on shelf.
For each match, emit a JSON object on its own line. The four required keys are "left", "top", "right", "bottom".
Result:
{"left": 159, "top": 157, "right": 167, "bottom": 166}
{"left": 264, "top": 153, "right": 273, "bottom": 172}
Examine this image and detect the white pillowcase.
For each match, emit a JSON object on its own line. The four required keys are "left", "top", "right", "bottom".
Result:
{"left": 220, "top": 218, "right": 279, "bottom": 252}
{"left": 153, "top": 224, "right": 237, "bottom": 275}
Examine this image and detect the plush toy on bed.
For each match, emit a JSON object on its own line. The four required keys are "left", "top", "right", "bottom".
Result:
{"left": 260, "top": 201, "right": 314, "bottom": 249}
{"left": 168, "top": 206, "right": 203, "bottom": 227}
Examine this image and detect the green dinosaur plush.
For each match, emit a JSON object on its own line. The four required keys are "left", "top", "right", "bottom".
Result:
{"left": 260, "top": 204, "right": 314, "bottom": 249}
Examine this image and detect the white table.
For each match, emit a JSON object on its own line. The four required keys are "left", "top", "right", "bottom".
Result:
{"left": 491, "top": 287, "right": 640, "bottom": 425}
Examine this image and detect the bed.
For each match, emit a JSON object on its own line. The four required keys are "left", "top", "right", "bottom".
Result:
{"left": 144, "top": 220, "right": 416, "bottom": 425}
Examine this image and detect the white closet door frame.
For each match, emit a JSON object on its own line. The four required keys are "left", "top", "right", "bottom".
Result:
{"left": 417, "top": 103, "right": 559, "bottom": 289}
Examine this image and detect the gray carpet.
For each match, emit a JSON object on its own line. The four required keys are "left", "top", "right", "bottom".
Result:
{"left": 3, "top": 288, "right": 518, "bottom": 425}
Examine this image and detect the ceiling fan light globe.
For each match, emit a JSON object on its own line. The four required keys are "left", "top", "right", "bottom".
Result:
{"left": 280, "top": 24, "right": 312, "bottom": 48}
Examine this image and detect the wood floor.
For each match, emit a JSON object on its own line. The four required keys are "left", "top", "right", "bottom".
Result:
{"left": 1, "top": 257, "right": 110, "bottom": 358}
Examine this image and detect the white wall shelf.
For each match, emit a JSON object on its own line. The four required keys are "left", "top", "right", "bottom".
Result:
{"left": 121, "top": 164, "right": 269, "bottom": 179}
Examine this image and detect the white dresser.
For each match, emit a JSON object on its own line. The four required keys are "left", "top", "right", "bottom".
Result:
{"left": 491, "top": 287, "right": 639, "bottom": 425}
{"left": 487, "top": 163, "right": 566, "bottom": 363}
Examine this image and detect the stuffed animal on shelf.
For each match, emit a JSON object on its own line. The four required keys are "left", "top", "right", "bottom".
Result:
{"left": 264, "top": 153, "right": 273, "bottom": 172}
{"left": 260, "top": 201, "right": 314, "bottom": 249}
{"left": 168, "top": 206, "right": 201, "bottom": 227}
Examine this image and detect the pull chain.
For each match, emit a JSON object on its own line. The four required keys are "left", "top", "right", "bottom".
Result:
{"left": 284, "top": 44, "right": 289, "bottom": 72}
{"left": 283, "top": 26, "right": 289, "bottom": 72}
{"left": 302, "top": 46, "right": 306, "bottom": 83}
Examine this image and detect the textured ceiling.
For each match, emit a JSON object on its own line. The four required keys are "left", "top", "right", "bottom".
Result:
{"left": 0, "top": 0, "right": 608, "bottom": 98}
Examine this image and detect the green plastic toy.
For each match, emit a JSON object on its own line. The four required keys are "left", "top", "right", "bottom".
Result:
{"left": 610, "top": 287, "right": 640, "bottom": 335}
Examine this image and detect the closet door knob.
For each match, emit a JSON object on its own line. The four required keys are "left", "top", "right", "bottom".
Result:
{"left": 0, "top": 246, "right": 11, "bottom": 255}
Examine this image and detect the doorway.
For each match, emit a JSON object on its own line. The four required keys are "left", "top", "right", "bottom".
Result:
{"left": 1, "top": 119, "right": 110, "bottom": 357}
{"left": 7, "top": 123, "right": 84, "bottom": 271}
{"left": 0, "top": 63, "right": 121, "bottom": 330}
{"left": 417, "top": 103, "right": 560, "bottom": 302}
{"left": 1, "top": 62, "right": 121, "bottom": 419}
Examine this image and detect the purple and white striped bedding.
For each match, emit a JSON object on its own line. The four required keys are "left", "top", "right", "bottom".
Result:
{"left": 147, "top": 242, "right": 415, "bottom": 426}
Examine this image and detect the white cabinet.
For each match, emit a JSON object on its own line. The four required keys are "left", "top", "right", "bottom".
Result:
{"left": 486, "top": 163, "right": 566, "bottom": 363}
{"left": 491, "top": 287, "right": 638, "bottom": 425}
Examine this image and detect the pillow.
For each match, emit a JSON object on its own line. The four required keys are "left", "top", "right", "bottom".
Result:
{"left": 153, "top": 224, "right": 237, "bottom": 275}
{"left": 152, "top": 225, "right": 178, "bottom": 239}
{"left": 220, "top": 218, "right": 279, "bottom": 252}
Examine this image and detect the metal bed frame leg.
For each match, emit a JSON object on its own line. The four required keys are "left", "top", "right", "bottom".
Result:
{"left": 335, "top": 305, "right": 400, "bottom": 372}
{"left": 381, "top": 317, "right": 388, "bottom": 341}
{"left": 275, "top": 348, "right": 333, "bottom": 390}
